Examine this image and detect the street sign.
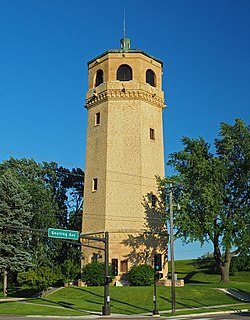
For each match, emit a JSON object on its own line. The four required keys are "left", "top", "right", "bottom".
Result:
{"left": 48, "top": 228, "right": 79, "bottom": 240}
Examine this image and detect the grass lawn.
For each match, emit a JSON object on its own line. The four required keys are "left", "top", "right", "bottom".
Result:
{"left": 162, "top": 303, "right": 250, "bottom": 317}
{"left": 174, "top": 260, "right": 250, "bottom": 294}
{"left": 0, "top": 301, "right": 88, "bottom": 316}
{"left": 28, "top": 284, "right": 249, "bottom": 315}
{"left": 0, "top": 260, "right": 249, "bottom": 316}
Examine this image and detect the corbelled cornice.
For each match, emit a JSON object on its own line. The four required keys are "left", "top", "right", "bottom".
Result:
{"left": 86, "top": 89, "right": 164, "bottom": 109}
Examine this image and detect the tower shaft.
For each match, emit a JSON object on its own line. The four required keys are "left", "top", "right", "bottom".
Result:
{"left": 82, "top": 46, "right": 165, "bottom": 274}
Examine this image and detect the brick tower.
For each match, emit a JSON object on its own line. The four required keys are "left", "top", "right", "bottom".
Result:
{"left": 82, "top": 37, "right": 165, "bottom": 276}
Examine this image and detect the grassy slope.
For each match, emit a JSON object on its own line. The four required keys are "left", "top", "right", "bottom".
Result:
{"left": 0, "top": 259, "right": 249, "bottom": 316}
{"left": 174, "top": 259, "right": 250, "bottom": 292}
{"left": 28, "top": 285, "right": 248, "bottom": 315}
{"left": 0, "top": 301, "right": 87, "bottom": 316}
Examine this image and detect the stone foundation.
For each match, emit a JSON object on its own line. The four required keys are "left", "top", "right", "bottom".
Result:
{"left": 158, "top": 278, "right": 184, "bottom": 287}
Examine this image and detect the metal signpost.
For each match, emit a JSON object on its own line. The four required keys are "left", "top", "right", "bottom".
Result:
{"left": 4, "top": 225, "right": 111, "bottom": 316}
{"left": 80, "top": 231, "right": 110, "bottom": 316}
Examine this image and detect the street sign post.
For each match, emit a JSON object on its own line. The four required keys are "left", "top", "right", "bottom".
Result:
{"left": 48, "top": 228, "right": 79, "bottom": 240}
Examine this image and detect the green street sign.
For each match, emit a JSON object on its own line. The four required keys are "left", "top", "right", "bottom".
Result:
{"left": 48, "top": 228, "right": 79, "bottom": 240}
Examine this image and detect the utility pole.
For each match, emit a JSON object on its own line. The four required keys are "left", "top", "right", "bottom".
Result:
{"left": 169, "top": 182, "right": 176, "bottom": 314}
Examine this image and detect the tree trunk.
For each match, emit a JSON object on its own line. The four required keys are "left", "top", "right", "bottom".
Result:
{"left": 219, "top": 249, "right": 232, "bottom": 283}
{"left": 213, "top": 238, "right": 234, "bottom": 283}
{"left": 3, "top": 270, "right": 7, "bottom": 297}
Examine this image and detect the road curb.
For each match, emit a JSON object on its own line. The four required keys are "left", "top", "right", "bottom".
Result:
{"left": 166, "top": 308, "right": 250, "bottom": 318}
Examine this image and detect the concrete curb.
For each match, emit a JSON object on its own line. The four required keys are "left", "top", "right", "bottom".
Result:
{"left": 165, "top": 309, "right": 250, "bottom": 319}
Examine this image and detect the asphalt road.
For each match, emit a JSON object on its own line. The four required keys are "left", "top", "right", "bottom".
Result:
{"left": 0, "top": 311, "right": 249, "bottom": 320}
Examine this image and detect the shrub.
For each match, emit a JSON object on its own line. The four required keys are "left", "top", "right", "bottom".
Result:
{"left": 194, "top": 252, "right": 218, "bottom": 273}
{"left": 60, "top": 259, "right": 81, "bottom": 286}
{"left": 230, "top": 254, "right": 250, "bottom": 273}
{"left": 18, "top": 266, "right": 60, "bottom": 294}
{"left": 82, "top": 262, "right": 111, "bottom": 286}
{"left": 128, "top": 264, "right": 154, "bottom": 286}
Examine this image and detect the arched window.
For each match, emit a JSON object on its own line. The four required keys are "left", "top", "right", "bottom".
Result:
{"left": 146, "top": 69, "right": 156, "bottom": 87}
{"left": 116, "top": 64, "right": 132, "bottom": 81}
{"left": 95, "top": 69, "right": 103, "bottom": 87}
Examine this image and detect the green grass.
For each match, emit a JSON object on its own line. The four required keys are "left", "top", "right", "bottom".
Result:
{"left": 0, "top": 260, "right": 249, "bottom": 316}
{"left": 174, "top": 259, "right": 250, "bottom": 291}
{"left": 0, "top": 301, "right": 88, "bottom": 316}
{"left": 28, "top": 284, "right": 249, "bottom": 315}
{"left": 162, "top": 303, "right": 250, "bottom": 317}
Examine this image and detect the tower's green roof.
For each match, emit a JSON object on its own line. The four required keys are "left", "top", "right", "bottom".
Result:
{"left": 88, "top": 38, "right": 163, "bottom": 66}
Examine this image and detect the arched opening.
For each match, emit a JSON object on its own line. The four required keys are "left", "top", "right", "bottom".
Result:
{"left": 95, "top": 69, "right": 104, "bottom": 87}
{"left": 116, "top": 64, "right": 133, "bottom": 81}
{"left": 146, "top": 69, "right": 156, "bottom": 87}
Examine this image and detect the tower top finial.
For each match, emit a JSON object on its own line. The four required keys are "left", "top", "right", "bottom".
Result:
{"left": 123, "top": 7, "right": 126, "bottom": 37}
{"left": 120, "top": 7, "right": 131, "bottom": 51}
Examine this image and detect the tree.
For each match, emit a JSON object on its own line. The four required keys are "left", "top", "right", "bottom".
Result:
{"left": 0, "top": 158, "right": 84, "bottom": 267}
{"left": 60, "top": 258, "right": 81, "bottom": 286}
{"left": 0, "top": 158, "right": 64, "bottom": 267}
{"left": 57, "top": 167, "right": 84, "bottom": 265}
{"left": 167, "top": 119, "right": 250, "bottom": 282}
{"left": 0, "top": 171, "right": 33, "bottom": 296}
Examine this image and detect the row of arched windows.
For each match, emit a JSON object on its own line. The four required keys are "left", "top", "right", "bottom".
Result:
{"left": 94, "top": 65, "right": 156, "bottom": 87}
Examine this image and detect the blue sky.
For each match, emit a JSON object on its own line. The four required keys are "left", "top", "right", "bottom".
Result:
{"left": 0, "top": 0, "right": 249, "bottom": 259}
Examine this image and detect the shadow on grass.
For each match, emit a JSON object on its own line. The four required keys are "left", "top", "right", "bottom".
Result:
{"left": 8, "top": 288, "right": 39, "bottom": 298}
{"left": 36, "top": 297, "right": 100, "bottom": 316}
{"left": 160, "top": 295, "right": 213, "bottom": 309}
{"left": 73, "top": 287, "right": 151, "bottom": 314}
{"left": 181, "top": 271, "right": 211, "bottom": 284}
{"left": 35, "top": 286, "right": 151, "bottom": 315}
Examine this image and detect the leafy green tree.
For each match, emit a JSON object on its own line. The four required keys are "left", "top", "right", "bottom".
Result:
{"left": 0, "top": 158, "right": 84, "bottom": 267}
{"left": 58, "top": 167, "right": 84, "bottom": 232}
{"left": 0, "top": 158, "right": 64, "bottom": 267}
{"left": 167, "top": 119, "right": 250, "bottom": 282}
{"left": 57, "top": 167, "right": 84, "bottom": 265}
{"left": 0, "top": 171, "right": 33, "bottom": 296}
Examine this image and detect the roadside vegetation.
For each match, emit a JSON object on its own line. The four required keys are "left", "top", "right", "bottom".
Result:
{"left": 0, "top": 259, "right": 249, "bottom": 316}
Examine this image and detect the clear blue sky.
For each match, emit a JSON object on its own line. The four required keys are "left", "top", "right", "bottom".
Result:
{"left": 0, "top": 0, "right": 249, "bottom": 259}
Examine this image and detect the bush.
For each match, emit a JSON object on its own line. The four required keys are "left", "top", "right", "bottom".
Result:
{"left": 82, "top": 262, "right": 113, "bottom": 286}
{"left": 60, "top": 259, "right": 81, "bottom": 286}
{"left": 230, "top": 254, "right": 250, "bottom": 273}
{"left": 18, "top": 266, "right": 60, "bottom": 293}
{"left": 194, "top": 252, "right": 218, "bottom": 273}
{"left": 128, "top": 264, "right": 154, "bottom": 286}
